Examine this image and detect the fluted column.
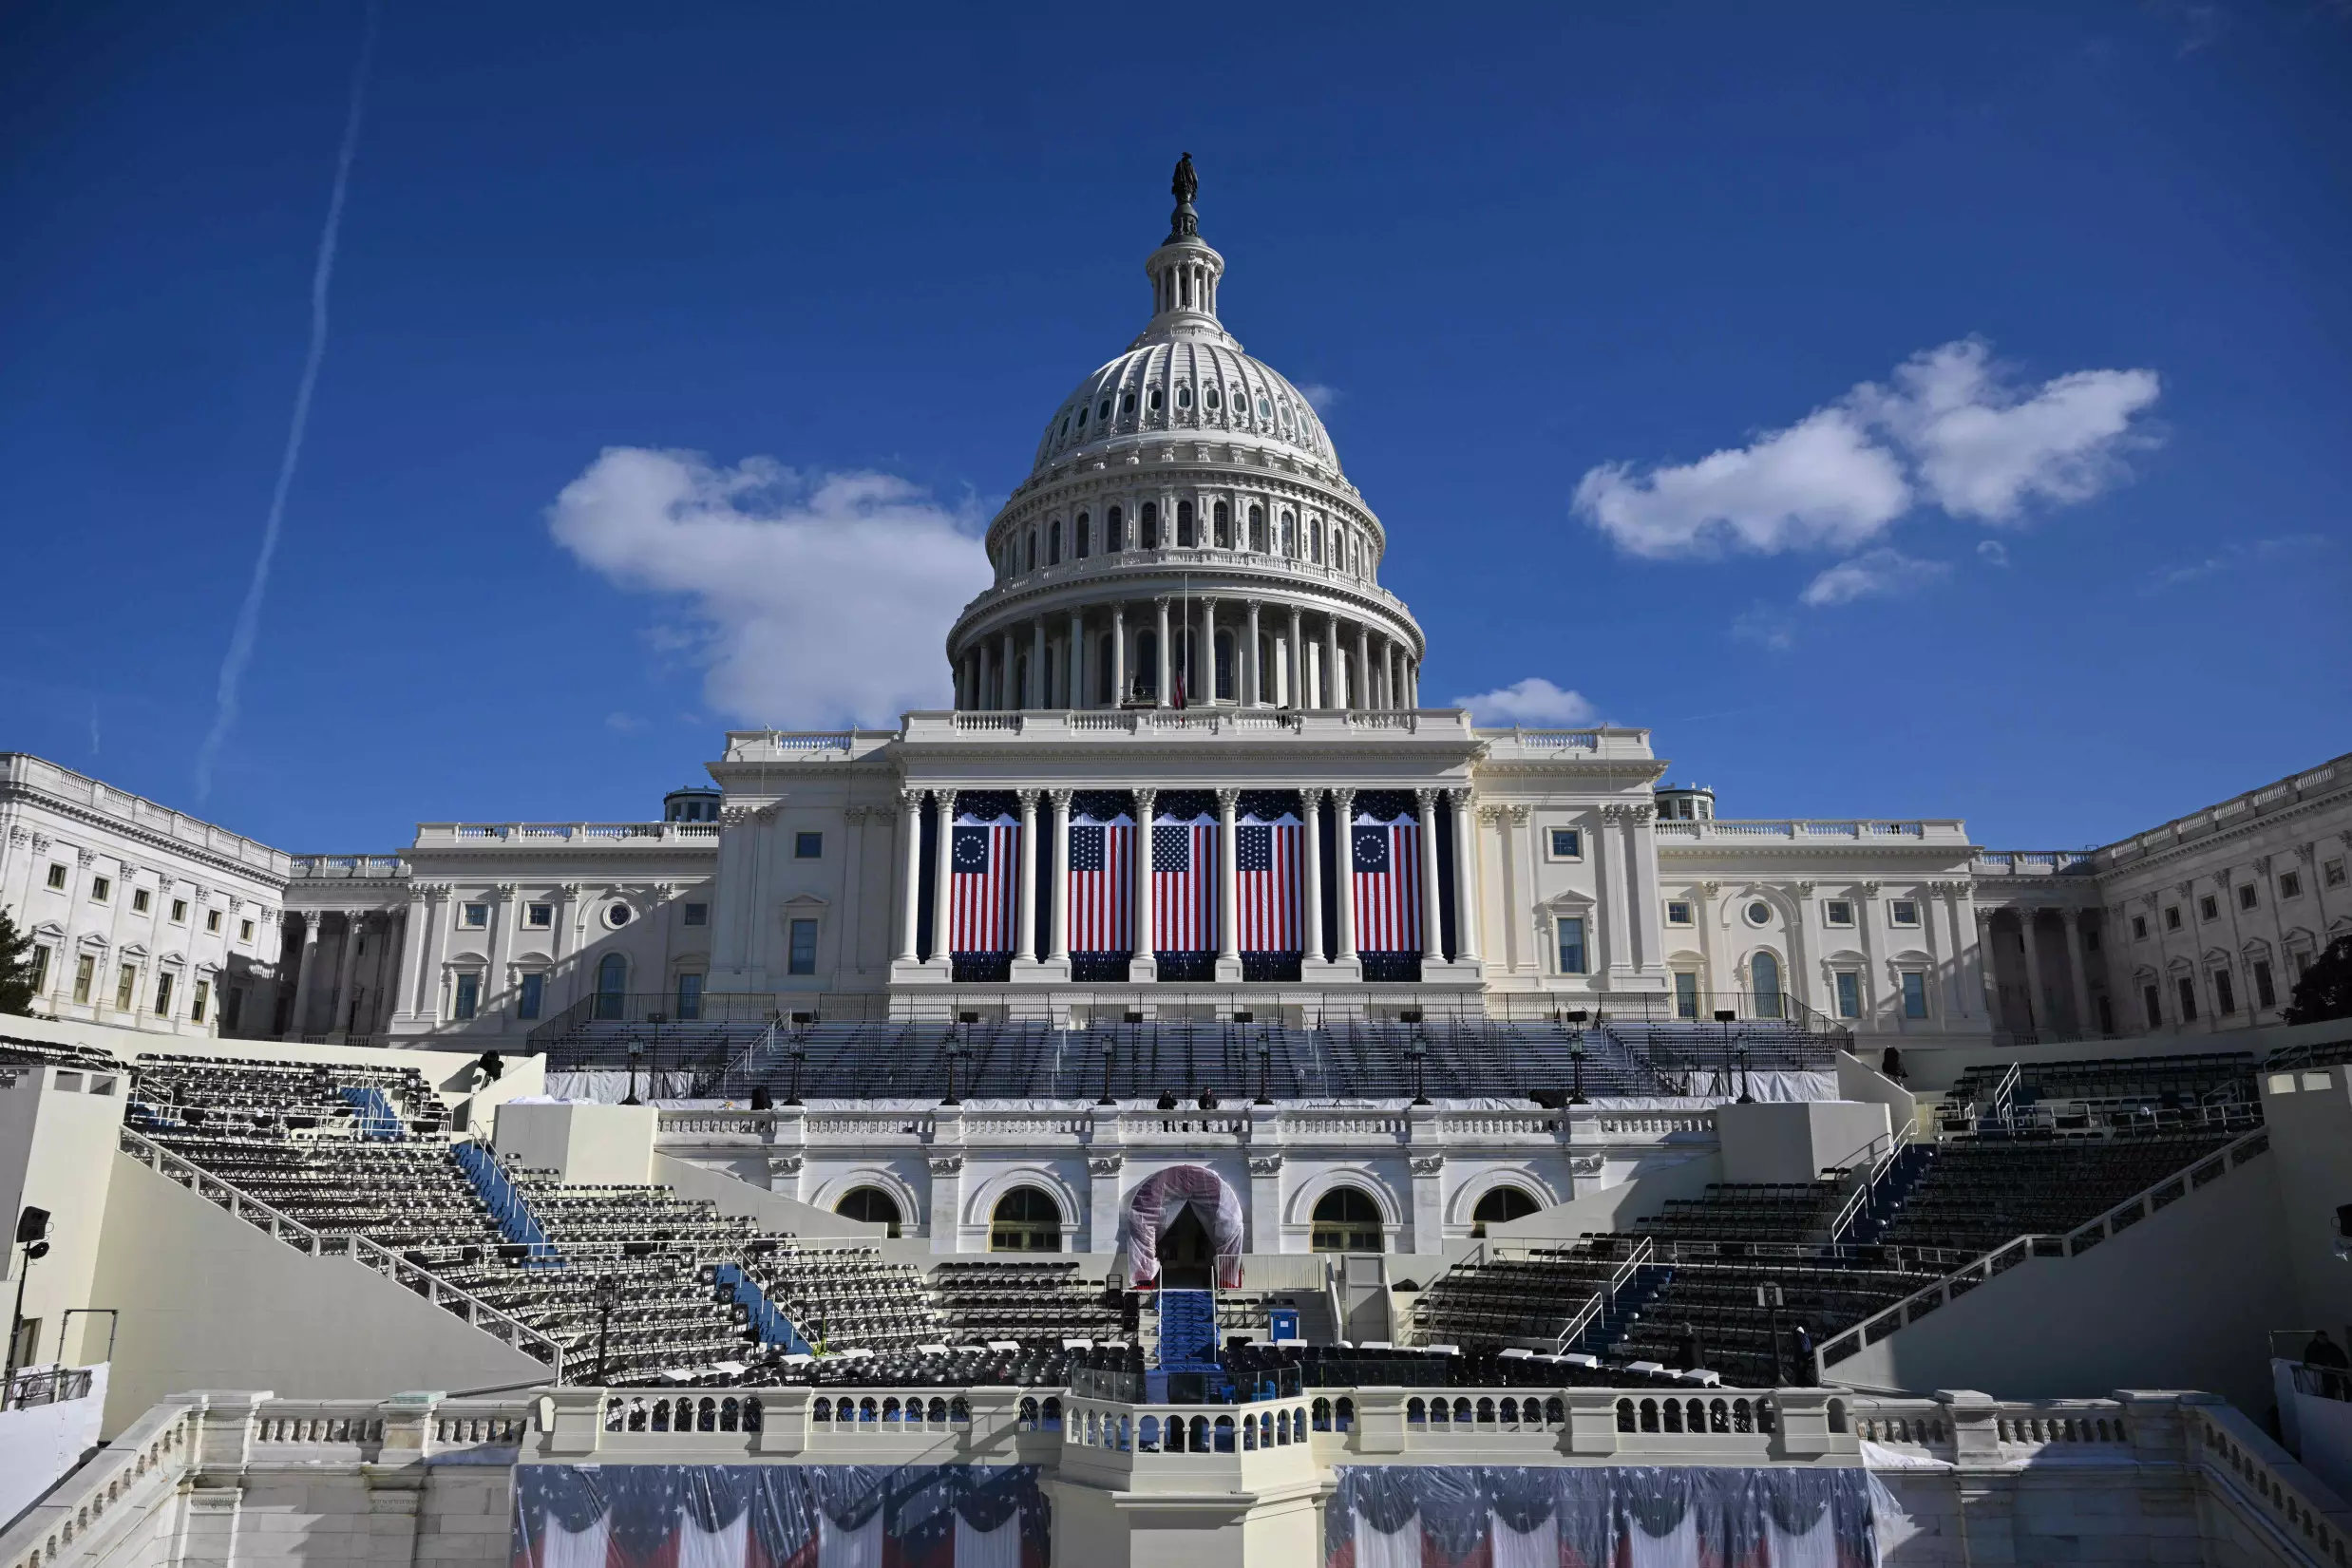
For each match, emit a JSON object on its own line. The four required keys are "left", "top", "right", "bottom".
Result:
{"left": 1244, "top": 600, "right": 1263, "bottom": 707}
{"left": 1031, "top": 620, "right": 1048, "bottom": 708}
{"left": 1407, "top": 659, "right": 1419, "bottom": 708}
{"left": 2017, "top": 910, "right": 2049, "bottom": 1036}
{"left": 996, "top": 630, "right": 1014, "bottom": 710}
{"left": 1132, "top": 786, "right": 1158, "bottom": 979}
{"left": 1154, "top": 597, "right": 1172, "bottom": 708}
{"left": 1414, "top": 789, "right": 1445, "bottom": 960}
{"left": 1199, "top": 596, "right": 1217, "bottom": 703}
{"left": 1111, "top": 604, "right": 1129, "bottom": 706}
{"left": 1388, "top": 646, "right": 1403, "bottom": 711}
{"left": 1015, "top": 789, "right": 1039, "bottom": 962}
{"left": 2064, "top": 908, "right": 2096, "bottom": 1037}
{"left": 1068, "top": 611, "right": 1085, "bottom": 709}
{"left": 897, "top": 790, "right": 924, "bottom": 963}
{"left": 931, "top": 790, "right": 957, "bottom": 969}
{"left": 287, "top": 913, "right": 323, "bottom": 1036}
{"left": 1048, "top": 789, "right": 1073, "bottom": 959}
{"left": 1333, "top": 787, "right": 1359, "bottom": 962}
{"left": 1450, "top": 788, "right": 1481, "bottom": 963}
{"left": 1216, "top": 787, "right": 1242, "bottom": 978}
{"left": 327, "top": 912, "right": 364, "bottom": 1037}
{"left": 1286, "top": 606, "right": 1304, "bottom": 708}
{"left": 1301, "top": 790, "right": 1327, "bottom": 965}
{"left": 1356, "top": 625, "right": 1373, "bottom": 710}
{"left": 1324, "top": 617, "right": 1343, "bottom": 709}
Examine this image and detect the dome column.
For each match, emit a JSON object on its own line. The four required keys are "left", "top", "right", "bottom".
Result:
{"left": 1324, "top": 617, "right": 1344, "bottom": 709}
{"left": 1286, "top": 607, "right": 1304, "bottom": 708}
{"left": 1154, "top": 597, "right": 1172, "bottom": 708}
{"left": 999, "top": 629, "right": 1016, "bottom": 710}
{"left": 1198, "top": 596, "right": 1217, "bottom": 704}
{"left": 1243, "top": 600, "right": 1263, "bottom": 707}
{"left": 1111, "top": 605, "right": 1129, "bottom": 707}
{"left": 1067, "top": 611, "right": 1085, "bottom": 711}
{"left": 1356, "top": 624, "right": 1373, "bottom": 710}
{"left": 1031, "top": 619, "right": 1048, "bottom": 709}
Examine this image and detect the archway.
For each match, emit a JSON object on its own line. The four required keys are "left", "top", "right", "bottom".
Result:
{"left": 1312, "top": 1186, "right": 1384, "bottom": 1253}
{"left": 836, "top": 1186, "right": 902, "bottom": 1239}
{"left": 1751, "top": 951, "right": 1783, "bottom": 1020}
{"left": 1127, "top": 1164, "right": 1244, "bottom": 1288}
{"left": 594, "top": 953, "right": 627, "bottom": 1021}
{"left": 1159, "top": 1204, "right": 1214, "bottom": 1290}
{"left": 1470, "top": 1185, "right": 1541, "bottom": 1238}
{"left": 990, "top": 1186, "right": 1063, "bottom": 1252}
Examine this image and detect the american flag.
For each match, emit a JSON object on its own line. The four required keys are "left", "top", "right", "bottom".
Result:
{"left": 1066, "top": 804, "right": 1134, "bottom": 954}
{"left": 950, "top": 806, "right": 1020, "bottom": 955}
{"left": 1151, "top": 806, "right": 1218, "bottom": 953}
{"left": 1237, "top": 807, "right": 1302, "bottom": 954}
{"left": 1351, "top": 804, "right": 1423, "bottom": 954}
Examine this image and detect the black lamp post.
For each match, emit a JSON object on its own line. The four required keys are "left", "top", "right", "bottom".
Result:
{"left": 942, "top": 1036, "right": 964, "bottom": 1106}
{"left": 1098, "top": 1043, "right": 1118, "bottom": 1106}
{"left": 1568, "top": 1036, "right": 1589, "bottom": 1105}
{"left": 785, "top": 1044, "right": 806, "bottom": 1106}
{"left": 1255, "top": 1040, "right": 1273, "bottom": 1106}
{"left": 622, "top": 1040, "right": 645, "bottom": 1106}
{"left": 1756, "top": 1280, "right": 1785, "bottom": 1385}
{"left": 5, "top": 1207, "right": 52, "bottom": 1397}
{"left": 1736, "top": 1044, "right": 1754, "bottom": 1105}
{"left": 1408, "top": 1043, "right": 1430, "bottom": 1107}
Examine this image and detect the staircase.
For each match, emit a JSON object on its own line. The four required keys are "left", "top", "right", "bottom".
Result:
{"left": 338, "top": 1085, "right": 404, "bottom": 1141}
{"left": 712, "top": 1261, "right": 811, "bottom": 1353}
{"left": 1841, "top": 1143, "right": 1938, "bottom": 1246}
{"left": 1570, "top": 1262, "right": 1674, "bottom": 1358}
{"left": 1154, "top": 1289, "right": 1220, "bottom": 1370}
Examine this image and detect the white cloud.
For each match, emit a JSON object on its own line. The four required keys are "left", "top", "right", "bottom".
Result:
{"left": 1451, "top": 676, "right": 1597, "bottom": 726}
{"left": 1729, "top": 602, "right": 1796, "bottom": 652}
{"left": 604, "top": 710, "right": 648, "bottom": 734}
{"left": 1574, "top": 407, "right": 1912, "bottom": 558}
{"left": 2148, "top": 533, "right": 2332, "bottom": 592}
{"left": 1977, "top": 539, "right": 2010, "bottom": 567}
{"left": 1298, "top": 383, "right": 1342, "bottom": 413}
{"left": 1860, "top": 341, "right": 2161, "bottom": 522}
{"left": 1799, "top": 548, "right": 1952, "bottom": 608}
{"left": 549, "top": 447, "right": 992, "bottom": 727}
{"left": 1576, "top": 338, "right": 2161, "bottom": 559}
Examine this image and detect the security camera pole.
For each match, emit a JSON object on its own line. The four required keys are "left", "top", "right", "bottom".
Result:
{"left": 5, "top": 1206, "right": 53, "bottom": 1397}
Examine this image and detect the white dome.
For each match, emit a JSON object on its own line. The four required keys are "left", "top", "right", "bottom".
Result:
{"left": 1031, "top": 337, "right": 1339, "bottom": 477}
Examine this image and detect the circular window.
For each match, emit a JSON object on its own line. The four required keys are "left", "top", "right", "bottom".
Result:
{"left": 604, "top": 902, "right": 635, "bottom": 931}
{"left": 1745, "top": 901, "right": 1772, "bottom": 927}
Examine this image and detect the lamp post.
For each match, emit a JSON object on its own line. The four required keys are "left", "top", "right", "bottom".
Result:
{"left": 1255, "top": 1039, "right": 1273, "bottom": 1106}
{"left": 622, "top": 1040, "right": 644, "bottom": 1106}
{"left": 5, "top": 1207, "right": 53, "bottom": 1399}
{"left": 1736, "top": 1044, "right": 1754, "bottom": 1105}
{"left": 784, "top": 1045, "right": 806, "bottom": 1107}
{"left": 595, "top": 1273, "right": 622, "bottom": 1386}
{"left": 1408, "top": 1041, "right": 1430, "bottom": 1107}
{"left": 1756, "top": 1280, "right": 1786, "bottom": 1385}
{"left": 942, "top": 1033, "right": 964, "bottom": 1106}
{"left": 1568, "top": 1035, "right": 1589, "bottom": 1105}
{"left": 1099, "top": 1043, "right": 1118, "bottom": 1107}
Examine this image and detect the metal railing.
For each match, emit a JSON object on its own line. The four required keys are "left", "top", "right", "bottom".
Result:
{"left": 1827, "top": 1117, "right": 1919, "bottom": 1245}
{"left": 4, "top": 1365, "right": 94, "bottom": 1409}
{"left": 117, "top": 1125, "right": 564, "bottom": 1376}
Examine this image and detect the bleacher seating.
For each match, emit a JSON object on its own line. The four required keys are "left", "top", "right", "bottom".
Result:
{"left": 1874, "top": 1130, "right": 2241, "bottom": 1256}
{"left": 740, "top": 1240, "right": 943, "bottom": 1352}
{"left": 1937, "top": 1052, "right": 2255, "bottom": 1133}
{"left": 930, "top": 1258, "right": 1129, "bottom": 1344}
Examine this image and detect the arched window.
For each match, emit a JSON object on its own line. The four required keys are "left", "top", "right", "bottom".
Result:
{"left": 1097, "top": 398, "right": 1111, "bottom": 422}
{"left": 1470, "top": 1186, "right": 1541, "bottom": 1237}
{"left": 1075, "top": 514, "right": 1091, "bottom": 559}
{"left": 991, "top": 1186, "right": 1063, "bottom": 1252}
{"left": 1310, "top": 520, "right": 1324, "bottom": 563}
{"left": 1048, "top": 520, "right": 1061, "bottom": 565}
{"left": 1177, "top": 500, "right": 1195, "bottom": 548}
{"left": 1140, "top": 502, "right": 1159, "bottom": 550}
{"left": 836, "top": 1187, "right": 902, "bottom": 1238}
{"left": 1752, "top": 951, "right": 1784, "bottom": 1020}
{"left": 1248, "top": 506, "right": 1266, "bottom": 552}
{"left": 594, "top": 954, "right": 627, "bottom": 1021}
{"left": 1206, "top": 386, "right": 1222, "bottom": 411}
{"left": 1025, "top": 531, "right": 1036, "bottom": 573}
{"left": 1214, "top": 631, "right": 1235, "bottom": 702}
{"left": 1107, "top": 506, "right": 1124, "bottom": 554}
{"left": 1213, "top": 501, "right": 1231, "bottom": 548}
{"left": 1076, "top": 405, "right": 1088, "bottom": 430}
{"left": 1176, "top": 384, "right": 1192, "bottom": 409}
{"left": 1121, "top": 392, "right": 1135, "bottom": 415}
{"left": 1311, "top": 1186, "right": 1384, "bottom": 1252}
{"left": 1149, "top": 387, "right": 1164, "bottom": 412}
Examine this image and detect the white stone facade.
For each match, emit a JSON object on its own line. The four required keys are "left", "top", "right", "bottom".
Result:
{"left": 0, "top": 753, "right": 289, "bottom": 1039}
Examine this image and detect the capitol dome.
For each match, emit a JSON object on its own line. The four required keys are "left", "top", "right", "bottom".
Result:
{"left": 948, "top": 156, "right": 1425, "bottom": 717}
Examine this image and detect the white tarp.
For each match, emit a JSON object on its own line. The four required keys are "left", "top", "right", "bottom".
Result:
{"left": 1126, "top": 1162, "right": 1246, "bottom": 1289}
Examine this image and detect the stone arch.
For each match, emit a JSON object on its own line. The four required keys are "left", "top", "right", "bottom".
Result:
{"left": 810, "top": 1168, "right": 925, "bottom": 1235}
{"left": 1282, "top": 1166, "right": 1403, "bottom": 1231}
{"left": 960, "top": 1164, "right": 1085, "bottom": 1240}
{"left": 1443, "top": 1167, "right": 1561, "bottom": 1231}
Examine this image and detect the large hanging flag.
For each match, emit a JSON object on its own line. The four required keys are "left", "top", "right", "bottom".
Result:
{"left": 1066, "top": 799, "right": 1135, "bottom": 954}
{"left": 1151, "top": 803, "right": 1218, "bottom": 953}
{"left": 1351, "top": 802, "right": 1423, "bottom": 954}
{"left": 1236, "top": 804, "right": 1302, "bottom": 954}
{"left": 950, "top": 803, "right": 1020, "bottom": 955}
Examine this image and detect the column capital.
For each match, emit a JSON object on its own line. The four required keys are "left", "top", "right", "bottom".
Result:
{"left": 1215, "top": 786, "right": 1242, "bottom": 813}
{"left": 1047, "top": 786, "right": 1073, "bottom": 809}
{"left": 1153, "top": 595, "right": 1172, "bottom": 609}
{"left": 1413, "top": 785, "right": 1437, "bottom": 806}
{"left": 1015, "top": 787, "right": 1040, "bottom": 809}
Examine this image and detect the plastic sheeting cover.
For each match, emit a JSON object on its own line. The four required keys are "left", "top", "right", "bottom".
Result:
{"left": 1323, "top": 1465, "right": 1879, "bottom": 1567}
{"left": 1125, "top": 1162, "right": 1246, "bottom": 1289}
{"left": 513, "top": 1464, "right": 1049, "bottom": 1568}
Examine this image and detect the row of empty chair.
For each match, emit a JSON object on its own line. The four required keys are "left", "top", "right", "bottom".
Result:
{"left": 930, "top": 1259, "right": 1130, "bottom": 1344}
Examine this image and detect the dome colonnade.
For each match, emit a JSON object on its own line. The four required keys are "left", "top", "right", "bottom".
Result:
{"left": 946, "top": 160, "right": 1424, "bottom": 715}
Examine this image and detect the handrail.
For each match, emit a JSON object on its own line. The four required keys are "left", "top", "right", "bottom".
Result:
{"left": 117, "top": 1125, "right": 565, "bottom": 1377}
{"left": 1555, "top": 1292, "right": 1604, "bottom": 1351}
{"left": 1817, "top": 1124, "right": 2271, "bottom": 1379}
{"left": 1990, "top": 1063, "right": 2022, "bottom": 1126}
{"left": 1827, "top": 1116, "right": 1918, "bottom": 1245}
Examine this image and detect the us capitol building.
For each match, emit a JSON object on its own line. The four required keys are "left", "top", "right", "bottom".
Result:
{"left": 3, "top": 163, "right": 2347, "bottom": 1060}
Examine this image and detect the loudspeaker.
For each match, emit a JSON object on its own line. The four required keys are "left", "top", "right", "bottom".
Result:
{"left": 14, "top": 1206, "right": 48, "bottom": 1245}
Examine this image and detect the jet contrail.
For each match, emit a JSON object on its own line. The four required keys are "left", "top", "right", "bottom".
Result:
{"left": 195, "top": 0, "right": 381, "bottom": 799}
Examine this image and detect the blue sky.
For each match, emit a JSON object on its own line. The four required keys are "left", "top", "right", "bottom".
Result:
{"left": 3, "top": 3, "right": 2346, "bottom": 854}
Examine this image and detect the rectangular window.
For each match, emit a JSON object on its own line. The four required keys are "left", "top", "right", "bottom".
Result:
{"left": 29, "top": 946, "right": 50, "bottom": 993}
{"left": 1889, "top": 899, "right": 1920, "bottom": 927}
{"left": 170, "top": 898, "right": 187, "bottom": 924}
{"left": 525, "top": 903, "right": 553, "bottom": 929}
{"left": 795, "top": 831, "right": 825, "bottom": 860}
{"left": 1901, "top": 972, "right": 1928, "bottom": 1019}
{"left": 2143, "top": 984, "right": 2162, "bottom": 1028}
{"left": 152, "top": 972, "right": 174, "bottom": 1016}
{"left": 205, "top": 910, "right": 221, "bottom": 933}
{"left": 2198, "top": 895, "right": 2218, "bottom": 922}
{"left": 46, "top": 863, "right": 66, "bottom": 890}
{"left": 453, "top": 973, "right": 480, "bottom": 1021}
{"left": 2176, "top": 975, "right": 2198, "bottom": 1023}
{"left": 1555, "top": 916, "right": 1587, "bottom": 975}
{"left": 2326, "top": 859, "right": 2346, "bottom": 889}
{"left": 132, "top": 888, "right": 151, "bottom": 915}
{"left": 683, "top": 903, "right": 710, "bottom": 927}
{"left": 1547, "top": 828, "right": 1582, "bottom": 860}
{"left": 517, "top": 972, "right": 544, "bottom": 1020}
{"left": 2083, "top": 927, "right": 2100, "bottom": 953}
{"left": 1834, "top": 972, "right": 1862, "bottom": 1019}
{"left": 115, "top": 963, "right": 136, "bottom": 1011}
{"left": 1825, "top": 900, "right": 1854, "bottom": 927}
{"left": 73, "top": 954, "right": 94, "bottom": 1005}
{"left": 459, "top": 903, "right": 489, "bottom": 930}
{"left": 90, "top": 876, "right": 110, "bottom": 903}
{"left": 1673, "top": 971, "right": 1698, "bottom": 1019}
{"left": 787, "top": 919, "right": 819, "bottom": 975}
{"left": 2165, "top": 907, "right": 2182, "bottom": 931}
{"left": 2238, "top": 883, "right": 2258, "bottom": 911}
{"left": 676, "top": 973, "right": 705, "bottom": 1020}
{"left": 2254, "top": 960, "right": 2276, "bottom": 1010}
{"left": 2213, "top": 969, "right": 2236, "bottom": 1015}
{"left": 1664, "top": 900, "right": 1693, "bottom": 926}
{"left": 239, "top": 919, "right": 255, "bottom": 942}
{"left": 2280, "top": 871, "right": 2303, "bottom": 898}
{"left": 189, "top": 978, "right": 209, "bottom": 1024}
{"left": 2132, "top": 915, "right": 2148, "bottom": 940}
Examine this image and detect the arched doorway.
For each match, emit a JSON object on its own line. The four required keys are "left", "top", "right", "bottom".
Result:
{"left": 1159, "top": 1204, "right": 1214, "bottom": 1290}
{"left": 594, "top": 953, "right": 627, "bottom": 1021}
{"left": 990, "top": 1186, "right": 1063, "bottom": 1252}
{"left": 1470, "top": 1185, "right": 1541, "bottom": 1238}
{"left": 1311, "top": 1187, "right": 1384, "bottom": 1253}
{"left": 836, "top": 1186, "right": 902, "bottom": 1239}
{"left": 1751, "top": 951, "right": 1784, "bottom": 1020}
